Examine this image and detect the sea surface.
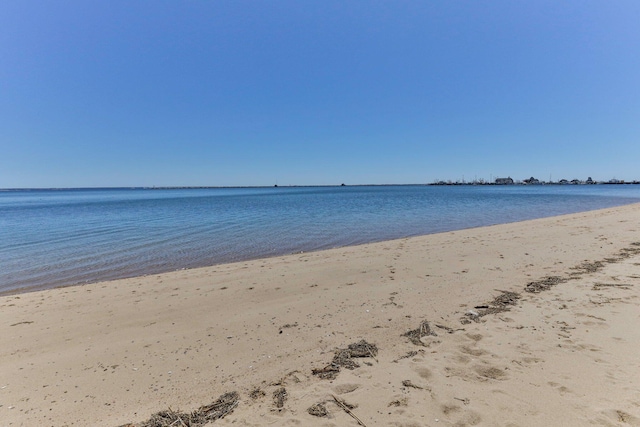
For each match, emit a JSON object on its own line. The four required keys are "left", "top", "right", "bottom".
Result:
{"left": 2, "top": 185, "right": 640, "bottom": 294}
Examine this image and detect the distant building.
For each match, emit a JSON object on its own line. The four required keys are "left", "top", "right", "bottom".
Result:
{"left": 523, "top": 177, "right": 540, "bottom": 185}
{"left": 495, "top": 177, "right": 514, "bottom": 185}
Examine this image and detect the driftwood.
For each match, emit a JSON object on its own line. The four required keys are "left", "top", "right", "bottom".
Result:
{"left": 332, "top": 395, "right": 367, "bottom": 427}
{"left": 402, "top": 379, "right": 423, "bottom": 389}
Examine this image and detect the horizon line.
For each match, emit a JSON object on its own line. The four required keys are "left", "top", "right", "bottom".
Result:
{"left": 2, "top": 180, "right": 639, "bottom": 192}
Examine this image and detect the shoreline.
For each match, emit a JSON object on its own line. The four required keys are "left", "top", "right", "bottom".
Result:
{"left": 4, "top": 185, "right": 640, "bottom": 297}
{"left": 5, "top": 197, "right": 640, "bottom": 298}
{"left": 2, "top": 204, "right": 640, "bottom": 426}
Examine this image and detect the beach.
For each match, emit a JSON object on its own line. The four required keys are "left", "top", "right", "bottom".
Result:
{"left": 1, "top": 204, "right": 640, "bottom": 426}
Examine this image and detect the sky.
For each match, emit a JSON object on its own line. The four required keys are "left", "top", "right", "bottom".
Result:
{"left": 1, "top": 1, "right": 639, "bottom": 188}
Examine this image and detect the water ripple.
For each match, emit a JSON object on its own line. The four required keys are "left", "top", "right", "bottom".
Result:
{"left": 2, "top": 185, "right": 640, "bottom": 293}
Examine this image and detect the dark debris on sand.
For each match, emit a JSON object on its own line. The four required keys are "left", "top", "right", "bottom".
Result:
{"left": 127, "top": 391, "right": 239, "bottom": 427}
{"left": 273, "top": 387, "right": 288, "bottom": 409}
{"left": 311, "top": 364, "right": 341, "bottom": 380}
{"left": 403, "top": 320, "right": 437, "bottom": 346}
{"left": 402, "top": 379, "right": 423, "bottom": 389}
{"left": 461, "top": 290, "right": 521, "bottom": 324}
{"left": 491, "top": 290, "right": 520, "bottom": 306}
{"left": 393, "top": 350, "right": 419, "bottom": 363}
{"left": 312, "top": 340, "right": 378, "bottom": 380}
{"left": 525, "top": 276, "right": 566, "bottom": 293}
{"left": 249, "top": 388, "right": 265, "bottom": 400}
{"left": 570, "top": 261, "right": 606, "bottom": 276}
{"left": 345, "top": 340, "right": 378, "bottom": 358}
{"left": 307, "top": 402, "right": 329, "bottom": 417}
{"left": 402, "top": 320, "right": 438, "bottom": 347}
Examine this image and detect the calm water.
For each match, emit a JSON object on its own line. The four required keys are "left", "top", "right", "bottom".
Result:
{"left": 2, "top": 185, "right": 640, "bottom": 294}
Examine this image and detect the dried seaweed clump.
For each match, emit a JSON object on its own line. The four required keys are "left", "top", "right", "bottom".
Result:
{"left": 273, "top": 387, "right": 288, "bottom": 409}
{"left": 312, "top": 364, "right": 341, "bottom": 380}
{"left": 525, "top": 276, "right": 565, "bottom": 293}
{"left": 461, "top": 290, "right": 521, "bottom": 324}
{"left": 136, "top": 391, "right": 239, "bottom": 427}
{"left": 491, "top": 290, "right": 520, "bottom": 307}
{"left": 570, "top": 261, "right": 606, "bottom": 276}
{"left": 307, "top": 402, "right": 329, "bottom": 417}
{"left": 592, "top": 282, "right": 633, "bottom": 291}
{"left": 403, "top": 320, "right": 437, "bottom": 346}
{"left": 249, "top": 388, "right": 265, "bottom": 400}
{"left": 480, "top": 290, "right": 521, "bottom": 315}
{"left": 195, "top": 392, "right": 240, "bottom": 422}
{"left": 333, "top": 348, "right": 361, "bottom": 370}
{"left": 388, "top": 397, "right": 408, "bottom": 407}
{"left": 346, "top": 340, "right": 379, "bottom": 358}
{"left": 331, "top": 340, "right": 378, "bottom": 370}
{"left": 312, "top": 340, "right": 378, "bottom": 380}
{"left": 620, "top": 245, "right": 640, "bottom": 257}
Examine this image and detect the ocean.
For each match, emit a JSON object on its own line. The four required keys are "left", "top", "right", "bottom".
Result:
{"left": 2, "top": 185, "right": 640, "bottom": 294}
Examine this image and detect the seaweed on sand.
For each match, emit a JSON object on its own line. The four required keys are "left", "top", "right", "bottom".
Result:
{"left": 525, "top": 276, "right": 565, "bottom": 293}
{"left": 461, "top": 290, "right": 522, "bottom": 324}
{"left": 403, "top": 320, "right": 437, "bottom": 346}
{"left": 312, "top": 340, "right": 378, "bottom": 379}
{"left": 307, "top": 402, "right": 329, "bottom": 417}
{"left": 273, "top": 387, "right": 288, "bottom": 409}
{"left": 132, "top": 391, "right": 239, "bottom": 427}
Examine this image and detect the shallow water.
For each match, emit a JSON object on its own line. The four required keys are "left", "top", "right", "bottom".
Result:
{"left": 2, "top": 185, "right": 640, "bottom": 294}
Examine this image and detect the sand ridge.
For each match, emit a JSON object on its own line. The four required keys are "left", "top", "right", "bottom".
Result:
{"left": 1, "top": 204, "right": 640, "bottom": 426}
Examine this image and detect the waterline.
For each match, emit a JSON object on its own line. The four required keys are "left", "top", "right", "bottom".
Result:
{"left": 2, "top": 185, "right": 640, "bottom": 294}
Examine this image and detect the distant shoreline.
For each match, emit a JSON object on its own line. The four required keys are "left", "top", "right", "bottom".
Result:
{"left": 2, "top": 181, "right": 639, "bottom": 192}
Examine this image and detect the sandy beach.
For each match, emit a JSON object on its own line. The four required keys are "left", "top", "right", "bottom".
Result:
{"left": 2, "top": 204, "right": 640, "bottom": 426}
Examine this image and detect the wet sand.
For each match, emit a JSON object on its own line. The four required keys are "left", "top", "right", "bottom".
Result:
{"left": 1, "top": 204, "right": 640, "bottom": 426}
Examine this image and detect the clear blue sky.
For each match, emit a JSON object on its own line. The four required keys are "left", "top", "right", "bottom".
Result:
{"left": 1, "top": 1, "right": 639, "bottom": 187}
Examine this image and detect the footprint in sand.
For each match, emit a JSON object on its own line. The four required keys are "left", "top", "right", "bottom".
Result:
{"left": 454, "top": 353, "right": 472, "bottom": 364}
{"left": 547, "top": 381, "right": 573, "bottom": 396}
{"left": 332, "top": 383, "right": 360, "bottom": 395}
{"left": 519, "top": 356, "right": 543, "bottom": 365}
{"left": 596, "top": 409, "right": 640, "bottom": 426}
{"left": 411, "top": 365, "right": 433, "bottom": 380}
{"left": 439, "top": 407, "right": 482, "bottom": 427}
{"left": 459, "top": 345, "right": 488, "bottom": 357}
{"left": 442, "top": 403, "right": 461, "bottom": 415}
{"left": 465, "top": 333, "right": 483, "bottom": 342}
{"left": 473, "top": 364, "right": 508, "bottom": 380}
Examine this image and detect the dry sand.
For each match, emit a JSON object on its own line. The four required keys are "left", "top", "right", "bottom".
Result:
{"left": 1, "top": 204, "right": 640, "bottom": 426}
